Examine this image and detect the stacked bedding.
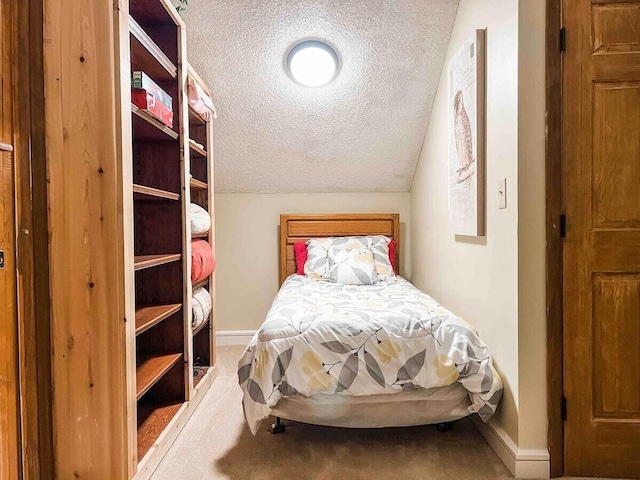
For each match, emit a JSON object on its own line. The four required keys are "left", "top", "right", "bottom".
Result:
{"left": 192, "top": 287, "right": 212, "bottom": 330}
{"left": 190, "top": 203, "right": 211, "bottom": 236}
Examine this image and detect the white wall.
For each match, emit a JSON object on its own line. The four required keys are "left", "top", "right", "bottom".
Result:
{"left": 517, "top": 0, "right": 547, "bottom": 454}
{"left": 409, "top": 0, "right": 548, "bottom": 473}
{"left": 215, "top": 193, "right": 411, "bottom": 332}
{"left": 410, "top": 0, "right": 520, "bottom": 442}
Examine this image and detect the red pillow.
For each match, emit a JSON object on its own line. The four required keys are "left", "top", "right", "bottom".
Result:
{"left": 293, "top": 242, "right": 307, "bottom": 275}
{"left": 191, "top": 240, "right": 216, "bottom": 282}
{"left": 388, "top": 239, "right": 397, "bottom": 274}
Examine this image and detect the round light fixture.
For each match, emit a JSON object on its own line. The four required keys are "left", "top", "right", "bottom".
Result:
{"left": 286, "top": 40, "right": 339, "bottom": 87}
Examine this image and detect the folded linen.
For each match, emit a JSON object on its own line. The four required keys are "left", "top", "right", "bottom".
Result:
{"left": 190, "top": 203, "right": 211, "bottom": 236}
{"left": 192, "top": 287, "right": 212, "bottom": 329}
{"left": 191, "top": 240, "right": 216, "bottom": 283}
{"left": 187, "top": 79, "right": 217, "bottom": 121}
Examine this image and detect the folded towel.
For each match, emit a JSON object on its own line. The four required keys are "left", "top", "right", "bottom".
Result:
{"left": 190, "top": 203, "right": 211, "bottom": 236}
{"left": 191, "top": 240, "right": 216, "bottom": 283}
{"left": 192, "top": 287, "right": 212, "bottom": 329}
{"left": 188, "top": 79, "right": 217, "bottom": 121}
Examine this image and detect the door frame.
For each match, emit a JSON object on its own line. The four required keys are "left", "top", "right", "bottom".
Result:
{"left": 5, "top": 0, "right": 54, "bottom": 477}
{"left": 546, "top": 0, "right": 563, "bottom": 477}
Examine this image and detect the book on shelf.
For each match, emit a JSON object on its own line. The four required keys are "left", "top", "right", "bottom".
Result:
{"left": 132, "top": 89, "right": 174, "bottom": 128}
{"left": 131, "top": 71, "right": 173, "bottom": 109}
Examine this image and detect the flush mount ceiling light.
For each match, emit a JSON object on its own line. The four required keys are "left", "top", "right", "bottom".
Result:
{"left": 286, "top": 40, "right": 339, "bottom": 87}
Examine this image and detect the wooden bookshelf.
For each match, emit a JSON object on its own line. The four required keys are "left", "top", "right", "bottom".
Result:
{"left": 126, "top": 0, "right": 195, "bottom": 477}
{"left": 136, "top": 353, "right": 182, "bottom": 400}
{"left": 189, "top": 139, "right": 207, "bottom": 158}
{"left": 193, "top": 317, "right": 209, "bottom": 336}
{"left": 135, "top": 304, "right": 182, "bottom": 335}
{"left": 193, "top": 277, "right": 208, "bottom": 291}
{"left": 133, "top": 254, "right": 181, "bottom": 271}
{"left": 133, "top": 184, "right": 180, "bottom": 201}
{"left": 186, "top": 64, "right": 217, "bottom": 408}
{"left": 189, "top": 106, "right": 205, "bottom": 126}
{"left": 189, "top": 177, "right": 207, "bottom": 190}
{"left": 193, "top": 367, "right": 208, "bottom": 389}
{"left": 131, "top": 104, "right": 179, "bottom": 141}
{"left": 137, "top": 402, "right": 183, "bottom": 460}
{"left": 44, "top": 0, "right": 218, "bottom": 477}
{"left": 129, "top": 16, "right": 177, "bottom": 80}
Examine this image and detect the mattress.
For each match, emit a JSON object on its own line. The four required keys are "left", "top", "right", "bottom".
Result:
{"left": 271, "top": 383, "right": 472, "bottom": 428}
{"left": 238, "top": 275, "right": 503, "bottom": 435}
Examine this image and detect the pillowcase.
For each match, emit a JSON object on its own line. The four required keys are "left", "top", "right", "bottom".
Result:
{"left": 327, "top": 247, "right": 378, "bottom": 285}
{"left": 304, "top": 236, "right": 397, "bottom": 282}
{"left": 293, "top": 242, "right": 307, "bottom": 275}
{"left": 368, "top": 236, "right": 396, "bottom": 282}
{"left": 304, "top": 237, "right": 333, "bottom": 279}
{"left": 190, "top": 203, "right": 211, "bottom": 236}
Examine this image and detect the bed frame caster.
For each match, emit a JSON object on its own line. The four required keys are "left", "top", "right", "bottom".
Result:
{"left": 270, "top": 417, "right": 286, "bottom": 434}
{"left": 436, "top": 422, "right": 453, "bottom": 432}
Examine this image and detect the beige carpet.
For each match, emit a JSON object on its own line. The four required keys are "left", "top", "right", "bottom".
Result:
{"left": 150, "top": 346, "right": 617, "bottom": 480}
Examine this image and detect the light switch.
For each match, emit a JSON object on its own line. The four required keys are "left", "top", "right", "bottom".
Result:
{"left": 498, "top": 178, "right": 507, "bottom": 209}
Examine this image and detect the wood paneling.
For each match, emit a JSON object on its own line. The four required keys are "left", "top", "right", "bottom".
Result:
{"left": 287, "top": 219, "right": 395, "bottom": 238}
{"left": 43, "top": 0, "right": 129, "bottom": 477}
{"left": 563, "top": 0, "right": 640, "bottom": 476}
{"left": 593, "top": 3, "right": 640, "bottom": 53}
{"left": 592, "top": 274, "right": 640, "bottom": 418}
{"left": 545, "top": 0, "right": 564, "bottom": 476}
{"left": 0, "top": 3, "right": 20, "bottom": 478}
{"left": 279, "top": 214, "right": 400, "bottom": 285}
{"left": 4, "top": 0, "right": 56, "bottom": 477}
{"left": 0, "top": 154, "right": 20, "bottom": 480}
{"left": 592, "top": 82, "right": 640, "bottom": 227}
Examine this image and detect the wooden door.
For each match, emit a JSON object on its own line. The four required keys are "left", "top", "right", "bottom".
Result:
{"left": 0, "top": 148, "right": 20, "bottom": 480}
{"left": 563, "top": 0, "right": 640, "bottom": 477}
{"left": 0, "top": 0, "right": 21, "bottom": 477}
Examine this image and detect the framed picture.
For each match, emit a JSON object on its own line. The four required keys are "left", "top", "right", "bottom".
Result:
{"left": 447, "top": 29, "right": 486, "bottom": 237}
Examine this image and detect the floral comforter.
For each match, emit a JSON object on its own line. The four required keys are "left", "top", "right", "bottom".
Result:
{"left": 238, "top": 275, "right": 503, "bottom": 434}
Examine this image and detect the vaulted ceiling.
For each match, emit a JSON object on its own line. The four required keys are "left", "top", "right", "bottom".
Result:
{"left": 184, "top": 0, "right": 459, "bottom": 193}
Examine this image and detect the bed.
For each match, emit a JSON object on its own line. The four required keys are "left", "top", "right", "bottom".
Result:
{"left": 238, "top": 214, "right": 503, "bottom": 435}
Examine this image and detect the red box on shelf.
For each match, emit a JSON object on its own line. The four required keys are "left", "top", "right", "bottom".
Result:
{"left": 132, "top": 89, "right": 174, "bottom": 128}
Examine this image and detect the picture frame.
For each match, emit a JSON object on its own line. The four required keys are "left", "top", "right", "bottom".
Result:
{"left": 447, "top": 28, "right": 486, "bottom": 237}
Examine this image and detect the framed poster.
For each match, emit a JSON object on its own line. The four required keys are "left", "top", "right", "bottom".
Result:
{"left": 448, "top": 29, "right": 486, "bottom": 236}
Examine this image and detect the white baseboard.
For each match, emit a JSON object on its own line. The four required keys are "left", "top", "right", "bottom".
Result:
{"left": 216, "top": 330, "right": 256, "bottom": 346}
{"left": 470, "top": 415, "right": 550, "bottom": 479}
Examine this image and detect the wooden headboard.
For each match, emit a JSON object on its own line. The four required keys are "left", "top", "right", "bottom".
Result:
{"left": 279, "top": 214, "right": 400, "bottom": 285}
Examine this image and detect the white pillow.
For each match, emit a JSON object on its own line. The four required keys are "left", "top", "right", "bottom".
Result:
{"left": 190, "top": 203, "right": 211, "bottom": 236}
{"left": 304, "top": 236, "right": 396, "bottom": 282}
{"left": 327, "top": 247, "right": 378, "bottom": 285}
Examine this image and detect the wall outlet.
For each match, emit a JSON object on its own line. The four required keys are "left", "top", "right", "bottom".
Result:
{"left": 498, "top": 178, "right": 507, "bottom": 209}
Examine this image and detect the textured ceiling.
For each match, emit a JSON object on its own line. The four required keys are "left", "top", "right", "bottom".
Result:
{"left": 184, "top": 0, "right": 459, "bottom": 193}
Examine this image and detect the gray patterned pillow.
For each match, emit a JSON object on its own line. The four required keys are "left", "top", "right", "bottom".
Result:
{"left": 304, "top": 238, "right": 333, "bottom": 279}
{"left": 303, "top": 236, "right": 397, "bottom": 282}
{"left": 327, "top": 247, "right": 378, "bottom": 285}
